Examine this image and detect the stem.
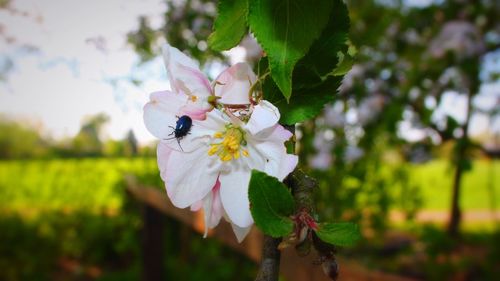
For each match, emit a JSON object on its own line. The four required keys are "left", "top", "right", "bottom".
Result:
{"left": 254, "top": 236, "right": 282, "bottom": 281}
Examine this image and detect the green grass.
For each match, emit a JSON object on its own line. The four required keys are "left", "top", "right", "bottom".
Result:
{"left": 0, "top": 157, "right": 159, "bottom": 214}
{"left": 0, "top": 157, "right": 257, "bottom": 281}
{"left": 1, "top": 158, "right": 498, "bottom": 214}
{"left": 409, "top": 160, "right": 500, "bottom": 211}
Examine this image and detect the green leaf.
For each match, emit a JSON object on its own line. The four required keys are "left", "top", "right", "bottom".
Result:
{"left": 315, "top": 222, "right": 361, "bottom": 247}
{"left": 258, "top": 0, "right": 350, "bottom": 124}
{"left": 296, "top": 0, "right": 350, "bottom": 80}
{"left": 332, "top": 51, "right": 355, "bottom": 76}
{"left": 248, "top": 0, "right": 333, "bottom": 101}
{"left": 248, "top": 170, "right": 295, "bottom": 237}
{"left": 265, "top": 74, "right": 343, "bottom": 125}
{"left": 208, "top": 0, "right": 248, "bottom": 51}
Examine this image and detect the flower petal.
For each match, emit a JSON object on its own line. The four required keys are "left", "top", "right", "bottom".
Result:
{"left": 202, "top": 179, "right": 223, "bottom": 237}
{"left": 157, "top": 142, "right": 175, "bottom": 181}
{"left": 162, "top": 43, "right": 212, "bottom": 110}
{"left": 165, "top": 149, "right": 220, "bottom": 208}
{"left": 278, "top": 154, "right": 298, "bottom": 181}
{"left": 143, "top": 91, "right": 187, "bottom": 139}
{"left": 231, "top": 224, "right": 252, "bottom": 243}
{"left": 245, "top": 100, "right": 281, "bottom": 135}
{"left": 219, "top": 168, "right": 253, "bottom": 228}
{"left": 214, "top": 63, "right": 256, "bottom": 105}
{"left": 162, "top": 42, "right": 199, "bottom": 70}
{"left": 190, "top": 200, "right": 203, "bottom": 212}
{"left": 247, "top": 125, "right": 296, "bottom": 181}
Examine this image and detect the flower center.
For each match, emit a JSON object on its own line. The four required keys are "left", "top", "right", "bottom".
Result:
{"left": 208, "top": 126, "right": 249, "bottom": 162}
{"left": 189, "top": 95, "right": 198, "bottom": 102}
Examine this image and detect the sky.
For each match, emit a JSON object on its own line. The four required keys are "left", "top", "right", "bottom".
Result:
{"left": 0, "top": 0, "right": 169, "bottom": 144}
{"left": 0, "top": 0, "right": 498, "bottom": 146}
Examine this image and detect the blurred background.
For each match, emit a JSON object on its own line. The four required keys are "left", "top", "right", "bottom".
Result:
{"left": 0, "top": 0, "right": 499, "bottom": 280}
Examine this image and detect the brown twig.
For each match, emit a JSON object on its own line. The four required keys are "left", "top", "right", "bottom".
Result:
{"left": 254, "top": 236, "right": 282, "bottom": 281}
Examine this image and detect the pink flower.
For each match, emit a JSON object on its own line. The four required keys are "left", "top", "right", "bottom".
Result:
{"left": 144, "top": 43, "right": 298, "bottom": 242}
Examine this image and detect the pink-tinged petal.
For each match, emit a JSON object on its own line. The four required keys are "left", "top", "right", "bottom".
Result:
{"left": 202, "top": 179, "right": 224, "bottom": 237}
{"left": 278, "top": 154, "right": 298, "bottom": 180}
{"left": 143, "top": 91, "right": 186, "bottom": 139}
{"left": 181, "top": 104, "right": 210, "bottom": 121}
{"left": 192, "top": 109, "right": 229, "bottom": 133}
{"left": 231, "top": 224, "right": 252, "bottom": 243}
{"left": 162, "top": 43, "right": 199, "bottom": 70}
{"left": 162, "top": 44, "right": 212, "bottom": 105}
{"left": 219, "top": 169, "right": 253, "bottom": 228}
{"left": 245, "top": 100, "right": 281, "bottom": 135}
{"left": 214, "top": 63, "right": 256, "bottom": 105}
{"left": 190, "top": 200, "right": 203, "bottom": 212}
{"left": 165, "top": 149, "right": 220, "bottom": 208}
{"left": 253, "top": 123, "right": 293, "bottom": 142}
{"left": 247, "top": 125, "right": 297, "bottom": 181}
{"left": 157, "top": 142, "right": 175, "bottom": 181}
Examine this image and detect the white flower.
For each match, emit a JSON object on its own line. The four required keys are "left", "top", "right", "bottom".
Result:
{"left": 144, "top": 43, "right": 298, "bottom": 242}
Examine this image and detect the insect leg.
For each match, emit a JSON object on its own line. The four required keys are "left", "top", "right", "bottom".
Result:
{"left": 177, "top": 138, "right": 184, "bottom": 152}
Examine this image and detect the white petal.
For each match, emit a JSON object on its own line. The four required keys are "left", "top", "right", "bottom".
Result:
{"left": 162, "top": 43, "right": 212, "bottom": 103}
{"left": 214, "top": 63, "right": 256, "bottom": 105}
{"left": 157, "top": 142, "right": 174, "bottom": 181}
{"left": 165, "top": 149, "right": 220, "bottom": 208}
{"left": 231, "top": 224, "right": 252, "bottom": 243}
{"left": 202, "top": 180, "right": 223, "bottom": 237}
{"left": 162, "top": 43, "right": 199, "bottom": 70}
{"left": 247, "top": 125, "right": 297, "bottom": 181}
{"left": 278, "top": 154, "right": 298, "bottom": 180}
{"left": 190, "top": 200, "right": 203, "bottom": 211}
{"left": 219, "top": 168, "right": 253, "bottom": 228}
{"left": 143, "top": 91, "right": 186, "bottom": 139}
{"left": 245, "top": 100, "right": 280, "bottom": 135}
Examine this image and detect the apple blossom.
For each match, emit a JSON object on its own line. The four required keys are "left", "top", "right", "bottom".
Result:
{"left": 144, "top": 44, "right": 298, "bottom": 242}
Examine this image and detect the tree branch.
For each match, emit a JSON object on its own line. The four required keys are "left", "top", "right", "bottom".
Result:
{"left": 254, "top": 236, "right": 282, "bottom": 281}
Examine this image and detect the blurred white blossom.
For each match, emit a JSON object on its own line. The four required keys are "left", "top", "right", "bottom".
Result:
{"left": 429, "top": 21, "right": 485, "bottom": 59}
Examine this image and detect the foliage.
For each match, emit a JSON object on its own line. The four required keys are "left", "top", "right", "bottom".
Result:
{"left": 248, "top": 170, "right": 295, "bottom": 237}
{"left": 128, "top": 0, "right": 224, "bottom": 65}
{"left": 0, "top": 116, "right": 50, "bottom": 159}
{"left": 208, "top": 0, "right": 248, "bottom": 51}
{"left": 0, "top": 158, "right": 256, "bottom": 281}
{"left": 248, "top": 0, "right": 333, "bottom": 100}
{"left": 0, "top": 158, "right": 160, "bottom": 213}
{"left": 315, "top": 222, "right": 360, "bottom": 247}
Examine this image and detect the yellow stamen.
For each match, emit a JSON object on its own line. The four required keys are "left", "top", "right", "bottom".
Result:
{"left": 208, "top": 145, "right": 219, "bottom": 156}
{"left": 208, "top": 126, "right": 249, "bottom": 162}
{"left": 189, "top": 95, "right": 198, "bottom": 102}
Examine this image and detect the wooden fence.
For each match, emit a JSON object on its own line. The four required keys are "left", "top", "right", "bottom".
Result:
{"left": 125, "top": 177, "right": 418, "bottom": 281}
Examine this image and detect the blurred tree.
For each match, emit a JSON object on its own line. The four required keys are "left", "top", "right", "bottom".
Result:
{"left": 72, "top": 113, "right": 109, "bottom": 157}
{"left": 104, "top": 129, "right": 139, "bottom": 157}
{"left": 0, "top": 116, "right": 49, "bottom": 159}
{"left": 341, "top": 0, "right": 499, "bottom": 237}
{"left": 128, "top": 0, "right": 224, "bottom": 65}
{"left": 126, "top": 129, "right": 139, "bottom": 156}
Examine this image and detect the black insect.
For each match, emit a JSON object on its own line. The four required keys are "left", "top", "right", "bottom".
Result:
{"left": 164, "top": 115, "right": 192, "bottom": 151}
